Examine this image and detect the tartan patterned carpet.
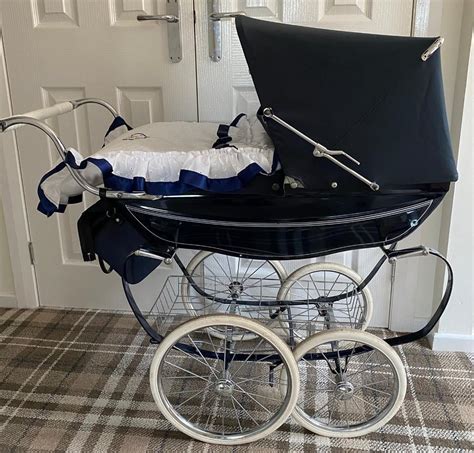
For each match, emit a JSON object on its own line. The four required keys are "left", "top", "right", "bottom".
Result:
{"left": 1, "top": 308, "right": 472, "bottom": 452}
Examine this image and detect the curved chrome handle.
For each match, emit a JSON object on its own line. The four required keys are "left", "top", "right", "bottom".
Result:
{"left": 137, "top": 14, "right": 179, "bottom": 23}
{"left": 209, "top": 11, "right": 246, "bottom": 21}
{"left": 208, "top": 1, "right": 246, "bottom": 62}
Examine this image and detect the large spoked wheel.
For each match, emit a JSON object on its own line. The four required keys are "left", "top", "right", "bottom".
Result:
{"left": 282, "top": 329, "right": 406, "bottom": 437}
{"left": 150, "top": 315, "right": 299, "bottom": 445}
{"left": 277, "top": 263, "right": 373, "bottom": 342}
{"left": 182, "top": 251, "right": 287, "bottom": 340}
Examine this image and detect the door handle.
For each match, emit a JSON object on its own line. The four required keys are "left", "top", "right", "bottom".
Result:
{"left": 209, "top": 12, "right": 246, "bottom": 21}
{"left": 137, "top": 15, "right": 179, "bottom": 23}
{"left": 208, "top": 0, "right": 246, "bottom": 62}
{"left": 136, "top": 0, "right": 182, "bottom": 63}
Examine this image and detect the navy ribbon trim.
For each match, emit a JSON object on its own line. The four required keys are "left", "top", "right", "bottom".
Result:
{"left": 38, "top": 152, "right": 267, "bottom": 215}
{"left": 212, "top": 113, "right": 247, "bottom": 149}
{"left": 103, "top": 116, "right": 132, "bottom": 141}
{"left": 102, "top": 162, "right": 264, "bottom": 196}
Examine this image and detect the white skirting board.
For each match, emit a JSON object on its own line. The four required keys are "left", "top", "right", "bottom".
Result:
{"left": 0, "top": 293, "right": 17, "bottom": 308}
{"left": 429, "top": 332, "right": 474, "bottom": 353}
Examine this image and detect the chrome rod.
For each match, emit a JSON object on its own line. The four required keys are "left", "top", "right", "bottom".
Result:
{"left": 323, "top": 153, "right": 379, "bottom": 191}
{"left": 0, "top": 114, "right": 161, "bottom": 201}
{"left": 263, "top": 108, "right": 360, "bottom": 164}
{"left": 262, "top": 107, "right": 379, "bottom": 191}
{"left": 105, "top": 191, "right": 162, "bottom": 201}
{"left": 0, "top": 116, "right": 101, "bottom": 196}
{"left": 134, "top": 249, "right": 167, "bottom": 260}
{"left": 70, "top": 98, "right": 119, "bottom": 118}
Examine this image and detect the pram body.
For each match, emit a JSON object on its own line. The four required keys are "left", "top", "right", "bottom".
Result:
{"left": 1, "top": 16, "right": 457, "bottom": 446}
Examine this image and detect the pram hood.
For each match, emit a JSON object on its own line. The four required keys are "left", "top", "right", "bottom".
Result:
{"left": 236, "top": 16, "right": 458, "bottom": 191}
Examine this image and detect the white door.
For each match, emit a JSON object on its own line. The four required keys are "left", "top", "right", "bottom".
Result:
{"left": 1, "top": 0, "right": 197, "bottom": 310}
{"left": 194, "top": 0, "right": 414, "bottom": 327}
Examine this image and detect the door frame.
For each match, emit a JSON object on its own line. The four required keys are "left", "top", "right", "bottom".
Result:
{"left": 0, "top": 0, "right": 443, "bottom": 316}
{"left": 0, "top": 30, "right": 39, "bottom": 309}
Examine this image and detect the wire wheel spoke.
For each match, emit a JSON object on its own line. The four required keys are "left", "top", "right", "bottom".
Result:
{"left": 292, "top": 330, "right": 405, "bottom": 435}
{"left": 280, "top": 264, "right": 372, "bottom": 338}
{"left": 182, "top": 252, "right": 285, "bottom": 342}
{"left": 153, "top": 317, "right": 297, "bottom": 443}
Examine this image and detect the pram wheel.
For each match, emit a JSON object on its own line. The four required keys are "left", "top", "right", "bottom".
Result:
{"left": 182, "top": 251, "right": 287, "bottom": 340}
{"left": 277, "top": 263, "right": 373, "bottom": 341}
{"left": 282, "top": 329, "right": 406, "bottom": 437}
{"left": 149, "top": 314, "right": 299, "bottom": 445}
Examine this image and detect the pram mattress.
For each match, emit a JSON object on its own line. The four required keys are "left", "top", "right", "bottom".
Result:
{"left": 38, "top": 115, "right": 276, "bottom": 216}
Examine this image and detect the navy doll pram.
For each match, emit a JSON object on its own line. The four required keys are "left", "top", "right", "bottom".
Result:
{"left": 0, "top": 16, "right": 457, "bottom": 446}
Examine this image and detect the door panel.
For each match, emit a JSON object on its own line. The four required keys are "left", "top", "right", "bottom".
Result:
{"left": 195, "top": 0, "right": 414, "bottom": 327}
{"left": 1, "top": 0, "right": 197, "bottom": 309}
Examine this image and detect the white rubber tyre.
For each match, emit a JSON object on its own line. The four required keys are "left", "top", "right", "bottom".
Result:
{"left": 150, "top": 314, "right": 300, "bottom": 445}
{"left": 277, "top": 262, "right": 373, "bottom": 339}
{"left": 182, "top": 251, "right": 287, "bottom": 340}
{"left": 284, "top": 328, "right": 406, "bottom": 438}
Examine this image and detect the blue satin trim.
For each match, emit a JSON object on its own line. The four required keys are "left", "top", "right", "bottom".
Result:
{"left": 38, "top": 153, "right": 267, "bottom": 215}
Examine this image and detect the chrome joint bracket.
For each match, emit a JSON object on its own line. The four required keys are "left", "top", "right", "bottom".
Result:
{"left": 134, "top": 249, "right": 167, "bottom": 261}
{"left": 262, "top": 107, "right": 379, "bottom": 191}
{"left": 104, "top": 190, "right": 162, "bottom": 201}
{"left": 421, "top": 37, "right": 444, "bottom": 61}
{"left": 389, "top": 246, "right": 430, "bottom": 263}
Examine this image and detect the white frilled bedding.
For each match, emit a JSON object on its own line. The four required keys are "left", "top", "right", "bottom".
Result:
{"left": 38, "top": 114, "right": 277, "bottom": 216}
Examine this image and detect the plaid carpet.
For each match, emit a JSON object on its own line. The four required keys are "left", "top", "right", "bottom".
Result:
{"left": 1, "top": 308, "right": 472, "bottom": 452}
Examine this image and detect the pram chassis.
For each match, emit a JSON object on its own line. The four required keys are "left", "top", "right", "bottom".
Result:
{"left": 0, "top": 99, "right": 455, "bottom": 444}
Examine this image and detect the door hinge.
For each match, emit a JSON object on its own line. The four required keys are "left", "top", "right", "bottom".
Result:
{"left": 28, "top": 241, "right": 35, "bottom": 265}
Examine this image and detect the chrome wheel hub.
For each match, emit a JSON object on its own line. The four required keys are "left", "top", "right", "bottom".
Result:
{"left": 335, "top": 380, "right": 354, "bottom": 400}
{"left": 215, "top": 379, "right": 234, "bottom": 397}
{"left": 229, "top": 281, "right": 244, "bottom": 299}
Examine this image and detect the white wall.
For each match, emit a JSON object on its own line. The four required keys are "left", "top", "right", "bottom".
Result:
{"left": 431, "top": 0, "right": 473, "bottom": 352}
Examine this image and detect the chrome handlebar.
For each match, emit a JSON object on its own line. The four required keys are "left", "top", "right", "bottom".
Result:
{"left": 0, "top": 98, "right": 161, "bottom": 201}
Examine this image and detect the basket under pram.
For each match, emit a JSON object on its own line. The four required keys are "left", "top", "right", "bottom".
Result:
{"left": 0, "top": 16, "right": 457, "bottom": 446}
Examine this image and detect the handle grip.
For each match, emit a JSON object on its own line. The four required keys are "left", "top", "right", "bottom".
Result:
{"left": 19, "top": 101, "right": 74, "bottom": 122}
{"left": 1, "top": 98, "right": 118, "bottom": 132}
{"left": 1, "top": 102, "right": 74, "bottom": 131}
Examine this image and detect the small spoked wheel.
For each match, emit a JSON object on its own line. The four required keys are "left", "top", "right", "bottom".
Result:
{"left": 150, "top": 315, "right": 299, "bottom": 445}
{"left": 277, "top": 263, "right": 373, "bottom": 342}
{"left": 182, "top": 251, "right": 287, "bottom": 340}
{"left": 282, "top": 329, "right": 406, "bottom": 437}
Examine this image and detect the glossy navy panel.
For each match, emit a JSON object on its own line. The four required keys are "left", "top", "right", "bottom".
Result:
{"left": 125, "top": 193, "right": 443, "bottom": 259}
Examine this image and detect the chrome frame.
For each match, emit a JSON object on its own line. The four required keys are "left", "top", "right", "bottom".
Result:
{"left": 262, "top": 108, "right": 379, "bottom": 191}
